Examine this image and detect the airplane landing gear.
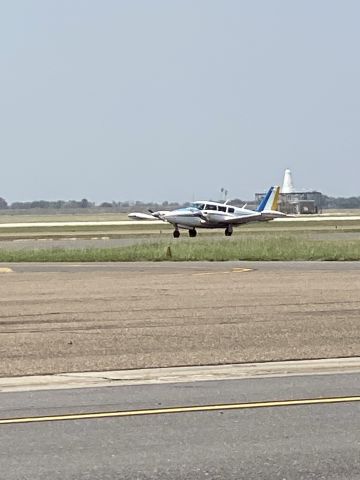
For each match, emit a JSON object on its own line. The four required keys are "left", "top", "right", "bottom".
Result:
{"left": 225, "top": 225, "right": 233, "bottom": 236}
{"left": 173, "top": 228, "right": 180, "bottom": 238}
{"left": 189, "top": 229, "right": 197, "bottom": 238}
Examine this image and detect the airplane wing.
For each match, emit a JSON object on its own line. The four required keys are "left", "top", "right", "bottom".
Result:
{"left": 128, "top": 212, "right": 165, "bottom": 221}
{"left": 200, "top": 212, "right": 262, "bottom": 225}
{"left": 128, "top": 210, "right": 173, "bottom": 222}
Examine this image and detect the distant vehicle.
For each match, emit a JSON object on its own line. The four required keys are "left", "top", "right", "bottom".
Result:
{"left": 128, "top": 186, "right": 285, "bottom": 238}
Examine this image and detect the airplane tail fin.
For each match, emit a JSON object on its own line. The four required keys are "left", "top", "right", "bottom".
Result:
{"left": 256, "top": 186, "right": 280, "bottom": 212}
{"left": 270, "top": 185, "right": 280, "bottom": 211}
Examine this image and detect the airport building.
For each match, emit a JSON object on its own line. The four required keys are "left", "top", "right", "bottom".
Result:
{"left": 255, "top": 169, "right": 323, "bottom": 214}
{"left": 278, "top": 190, "right": 323, "bottom": 214}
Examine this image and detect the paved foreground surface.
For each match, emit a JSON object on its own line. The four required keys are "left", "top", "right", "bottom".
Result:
{"left": 0, "top": 261, "right": 359, "bottom": 376}
{"left": 0, "top": 372, "right": 359, "bottom": 479}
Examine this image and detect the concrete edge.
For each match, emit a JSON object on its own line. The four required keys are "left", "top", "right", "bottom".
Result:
{"left": 1, "top": 357, "right": 360, "bottom": 393}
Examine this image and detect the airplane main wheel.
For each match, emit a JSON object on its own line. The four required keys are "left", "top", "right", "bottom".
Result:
{"left": 189, "top": 229, "right": 197, "bottom": 238}
{"left": 225, "top": 226, "right": 233, "bottom": 236}
{"left": 173, "top": 230, "right": 180, "bottom": 238}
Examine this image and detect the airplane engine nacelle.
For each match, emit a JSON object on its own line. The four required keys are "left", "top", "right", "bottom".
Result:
{"left": 202, "top": 212, "right": 230, "bottom": 224}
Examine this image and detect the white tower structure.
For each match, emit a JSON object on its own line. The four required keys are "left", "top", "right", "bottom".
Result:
{"left": 282, "top": 168, "right": 295, "bottom": 193}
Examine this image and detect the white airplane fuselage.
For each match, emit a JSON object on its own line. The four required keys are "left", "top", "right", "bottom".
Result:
{"left": 163, "top": 204, "right": 259, "bottom": 229}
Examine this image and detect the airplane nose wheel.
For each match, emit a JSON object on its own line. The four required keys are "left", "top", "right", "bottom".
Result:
{"left": 173, "top": 229, "right": 180, "bottom": 238}
{"left": 189, "top": 229, "right": 197, "bottom": 238}
{"left": 225, "top": 226, "right": 233, "bottom": 236}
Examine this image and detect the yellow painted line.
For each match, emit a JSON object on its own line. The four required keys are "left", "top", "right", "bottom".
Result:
{"left": 0, "top": 267, "right": 13, "bottom": 273}
{"left": 1, "top": 396, "right": 359, "bottom": 425}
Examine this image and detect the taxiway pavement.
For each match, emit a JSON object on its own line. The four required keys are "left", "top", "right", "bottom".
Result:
{"left": 0, "top": 370, "right": 359, "bottom": 479}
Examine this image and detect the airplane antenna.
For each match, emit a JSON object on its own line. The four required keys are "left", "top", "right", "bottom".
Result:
{"left": 220, "top": 187, "right": 229, "bottom": 202}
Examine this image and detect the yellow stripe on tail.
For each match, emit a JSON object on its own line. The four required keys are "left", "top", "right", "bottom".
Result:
{"left": 271, "top": 186, "right": 280, "bottom": 211}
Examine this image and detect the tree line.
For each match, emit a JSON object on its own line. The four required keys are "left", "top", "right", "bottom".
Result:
{"left": 0, "top": 198, "right": 186, "bottom": 211}
{"left": 0, "top": 195, "right": 360, "bottom": 211}
{"left": 321, "top": 195, "right": 360, "bottom": 209}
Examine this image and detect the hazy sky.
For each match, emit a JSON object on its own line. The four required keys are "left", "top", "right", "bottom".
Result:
{"left": 1, "top": 0, "right": 359, "bottom": 202}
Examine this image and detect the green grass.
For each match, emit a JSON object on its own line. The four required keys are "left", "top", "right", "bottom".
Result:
{"left": 0, "top": 235, "right": 359, "bottom": 262}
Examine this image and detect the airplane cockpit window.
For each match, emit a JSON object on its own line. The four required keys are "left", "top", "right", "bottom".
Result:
{"left": 218, "top": 206, "right": 226, "bottom": 212}
{"left": 205, "top": 204, "right": 217, "bottom": 210}
{"left": 190, "top": 203, "right": 205, "bottom": 210}
{"left": 227, "top": 207, "right": 235, "bottom": 213}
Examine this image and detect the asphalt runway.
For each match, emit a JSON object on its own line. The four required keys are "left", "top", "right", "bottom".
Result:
{"left": 0, "top": 261, "right": 359, "bottom": 377}
{"left": 0, "top": 371, "right": 359, "bottom": 479}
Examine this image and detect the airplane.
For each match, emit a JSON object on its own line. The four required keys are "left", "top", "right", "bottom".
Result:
{"left": 128, "top": 185, "right": 285, "bottom": 238}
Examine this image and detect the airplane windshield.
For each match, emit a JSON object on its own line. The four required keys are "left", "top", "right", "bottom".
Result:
{"left": 190, "top": 203, "right": 205, "bottom": 210}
